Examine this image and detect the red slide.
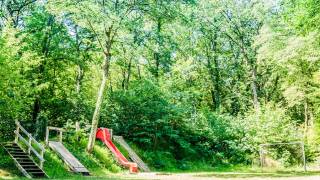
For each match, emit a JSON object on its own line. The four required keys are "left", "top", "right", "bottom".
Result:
{"left": 96, "top": 128, "right": 138, "bottom": 173}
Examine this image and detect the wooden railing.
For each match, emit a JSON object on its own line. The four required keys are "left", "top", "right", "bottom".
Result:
{"left": 14, "top": 121, "right": 45, "bottom": 168}
{"left": 45, "top": 126, "right": 65, "bottom": 144}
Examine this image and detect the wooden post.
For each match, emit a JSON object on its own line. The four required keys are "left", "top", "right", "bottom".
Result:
{"left": 259, "top": 145, "right": 264, "bottom": 168}
{"left": 301, "top": 142, "right": 307, "bottom": 172}
{"left": 59, "top": 130, "right": 63, "bottom": 143}
{"left": 40, "top": 150, "right": 44, "bottom": 169}
{"left": 15, "top": 121, "right": 20, "bottom": 143}
{"left": 28, "top": 134, "right": 32, "bottom": 155}
{"left": 75, "top": 121, "right": 80, "bottom": 141}
{"left": 15, "top": 126, "right": 19, "bottom": 143}
{"left": 75, "top": 121, "right": 80, "bottom": 132}
{"left": 45, "top": 127, "right": 49, "bottom": 145}
{"left": 109, "top": 129, "right": 113, "bottom": 140}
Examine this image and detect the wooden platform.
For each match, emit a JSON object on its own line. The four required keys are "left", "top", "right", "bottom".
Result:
{"left": 48, "top": 141, "right": 89, "bottom": 175}
{"left": 113, "top": 136, "right": 150, "bottom": 172}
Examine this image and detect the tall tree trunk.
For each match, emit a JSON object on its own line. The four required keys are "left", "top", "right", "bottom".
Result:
{"left": 251, "top": 66, "right": 259, "bottom": 112}
{"left": 76, "top": 65, "right": 84, "bottom": 94}
{"left": 137, "top": 62, "right": 142, "bottom": 79}
{"left": 242, "top": 50, "right": 260, "bottom": 112}
{"left": 125, "top": 57, "right": 132, "bottom": 90}
{"left": 32, "top": 15, "right": 53, "bottom": 122}
{"left": 206, "top": 56, "right": 220, "bottom": 110}
{"left": 87, "top": 52, "right": 110, "bottom": 153}
{"left": 154, "top": 18, "right": 162, "bottom": 80}
{"left": 154, "top": 52, "right": 160, "bottom": 80}
{"left": 205, "top": 32, "right": 221, "bottom": 111}
{"left": 32, "top": 97, "right": 40, "bottom": 122}
{"left": 75, "top": 25, "right": 84, "bottom": 95}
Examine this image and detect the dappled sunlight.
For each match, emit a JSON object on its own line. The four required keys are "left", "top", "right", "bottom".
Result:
{"left": 0, "top": 169, "right": 14, "bottom": 179}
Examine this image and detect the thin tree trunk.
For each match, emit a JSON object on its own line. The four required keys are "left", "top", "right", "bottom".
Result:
{"left": 251, "top": 66, "right": 259, "bottom": 111}
{"left": 304, "top": 101, "right": 308, "bottom": 140}
{"left": 206, "top": 56, "right": 220, "bottom": 110}
{"left": 76, "top": 65, "right": 84, "bottom": 94}
{"left": 242, "top": 51, "right": 260, "bottom": 112}
{"left": 32, "top": 97, "right": 40, "bottom": 122}
{"left": 75, "top": 25, "right": 84, "bottom": 95}
{"left": 32, "top": 15, "right": 53, "bottom": 122}
{"left": 205, "top": 32, "right": 221, "bottom": 111}
{"left": 154, "top": 52, "right": 160, "bottom": 80}
{"left": 121, "top": 69, "right": 126, "bottom": 90}
{"left": 87, "top": 52, "right": 110, "bottom": 153}
{"left": 125, "top": 57, "right": 132, "bottom": 90}
{"left": 154, "top": 18, "right": 162, "bottom": 80}
{"left": 137, "top": 63, "right": 142, "bottom": 79}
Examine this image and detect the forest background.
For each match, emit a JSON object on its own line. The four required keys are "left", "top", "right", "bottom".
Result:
{"left": 1, "top": 0, "right": 320, "bottom": 170}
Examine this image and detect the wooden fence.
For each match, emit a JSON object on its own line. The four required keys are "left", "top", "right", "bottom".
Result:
{"left": 14, "top": 121, "right": 45, "bottom": 168}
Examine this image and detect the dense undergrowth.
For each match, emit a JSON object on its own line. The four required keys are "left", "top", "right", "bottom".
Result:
{"left": 100, "top": 80, "right": 313, "bottom": 170}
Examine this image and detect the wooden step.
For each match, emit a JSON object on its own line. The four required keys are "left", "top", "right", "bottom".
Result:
{"left": 6, "top": 148, "right": 23, "bottom": 151}
{"left": 4, "top": 144, "right": 20, "bottom": 148}
{"left": 19, "top": 161, "right": 36, "bottom": 165}
{"left": 5, "top": 144, "right": 19, "bottom": 147}
{"left": 15, "top": 157, "right": 32, "bottom": 160}
{"left": 9, "top": 151, "right": 26, "bottom": 154}
{"left": 12, "top": 154, "right": 29, "bottom": 157}
{"left": 21, "top": 164, "right": 38, "bottom": 167}
{"left": 7, "top": 149, "right": 23, "bottom": 152}
{"left": 27, "top": 170, "right": 45, "bottom": 173}
{"left": 30, "top": 172, "right": 46, "bottom": 175}
{"left": 26, "top": 168, "right": 43, "bottom": 173}
{"left": 22, "top": 166, "right": 39, "bottom": 170}
{"left": 2, "top": 134, "right": 47, "bottom": 178}
{"left": 11, "top": 153, "right": 28, "bottom": 157}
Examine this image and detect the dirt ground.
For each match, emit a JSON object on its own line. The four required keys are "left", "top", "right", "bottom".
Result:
{"left": 2, "top": 169, "right": 320, "bottom": 179}
{"left": 123, "top": 172, "right": 320, "bottom": 180}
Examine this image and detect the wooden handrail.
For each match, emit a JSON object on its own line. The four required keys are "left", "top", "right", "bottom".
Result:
{"left": 14, "top": 121, "right": 45, "bottom": 168}
{"left": 47, "top": 126, "right": 65, "bottom": 132}
{"left": 45, "top": 126, "right": 64, "bottom": 145}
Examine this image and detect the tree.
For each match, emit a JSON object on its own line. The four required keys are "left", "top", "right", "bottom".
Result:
{"left": 48, "top": 0, "right": 151, "bottom": 152}
{"left": 221, "top": 0, "right": 264, "bottom": 112}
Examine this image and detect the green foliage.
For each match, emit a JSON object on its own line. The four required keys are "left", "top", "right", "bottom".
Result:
{"left": 64, "top": 131, "right": 121, "bottom": 173}
{"left": 1, "top": 0, "right": 320, "bottom": 175}
{"left": 93, "top": 143, "right": 121, "bottom": 173}
{"left": 0, "top": 145, "right": 20, "bottom": 174}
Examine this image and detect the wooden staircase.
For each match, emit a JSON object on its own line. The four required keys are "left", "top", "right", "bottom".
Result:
{"left": 113, "top": 136, "right": 150, "bottom": 172}
{"left": 2, "top": 142, "right": 48, "bottom": 178}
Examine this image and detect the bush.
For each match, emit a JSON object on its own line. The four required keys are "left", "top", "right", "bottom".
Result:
{"left": 231, "top": 103, "right": 302, "bottom": 165}
{"left": 100, "top": 79, "right": 244, "bottom": 167}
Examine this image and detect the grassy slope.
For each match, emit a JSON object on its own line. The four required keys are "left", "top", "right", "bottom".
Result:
{"left": 0, "top": 140, "right": 122, "bottom": 179}
{"left": 3, "top": 138, "right": 317, "bottom": 179}
{"left": 120, "top": 140, "right": 215, "bottom": 172}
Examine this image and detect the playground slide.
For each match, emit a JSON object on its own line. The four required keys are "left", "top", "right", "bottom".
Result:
{"left": 48, "top": 141, "right": 90, "bottom": 175}
{"left": 96, "top": 128, "right": 138, "bottom": 173}
{"left": 113, "top": 135, "right": 150, "bottom": 172}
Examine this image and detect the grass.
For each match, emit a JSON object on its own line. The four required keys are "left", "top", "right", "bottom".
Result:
{"left": 194, "top": 170, "right": 320, "bottom": 179}
{"left": 0, "top": 137, "right": 124, "bottom": 179}
{"left": 2, "top": 137, "right": 320, "bottom": 179}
